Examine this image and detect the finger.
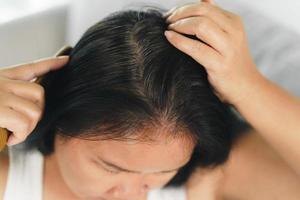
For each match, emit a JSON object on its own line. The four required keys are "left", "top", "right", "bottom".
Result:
{"left": 0, "top": 56, "right": 69, "bottom": 81}
{"left": 0, "top": 90, "right": 43, "bottom": 124}
{"left": 201, "top": 0, "right": 216, "bottom": 5}
{"left": 163, "top": 6, "right": 178, "bottom": 18}
{"left": 166, "top": 2, "right": 233, "bottom": 32}
{"left": 164, "top": 30, "right": 221, "bottom": 71}
{"left": 163, "top": 3, "right": 194, "bottom": 18}
{"left": 0, "top": 78, "right": 45, "bottom": 109}
{"left": 0, "top": 106, "right": 31, "bottom": 145}
{"left": 6, "top": 134, "right": 20, "bottom": 146}
{"left": 168, "top": 16, "right": 229, "bottom": 54}
{"left": 163, "top": 1, "right": 214, "bottom": 19}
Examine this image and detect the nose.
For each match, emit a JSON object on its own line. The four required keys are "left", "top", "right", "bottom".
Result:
{"left": 111, "top": 183, "right": 150, "bottom": 199}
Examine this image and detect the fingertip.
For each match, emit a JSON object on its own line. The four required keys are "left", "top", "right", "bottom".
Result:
{"left": 163, "top": 12, "right": 171, "bottom": 19}
{"left": 56, "top": 55, "right": 70, "bottom": 61}
{"left": 201, "top": 0, "right": 216, "bottom": 5}
{"left": 6, "top": 135, "right": 20, "bottom": 146}
{"left": 50, "top": 56, "right": 69, "bottom": 70}
{"left": 164, "top": 30, "right": 174, "bottom": 39}
{"left": 35, "top": 55, "right": 69, "bottom": 64}
{"left": 163, "top": 6, "right": 178, "bottom": 22}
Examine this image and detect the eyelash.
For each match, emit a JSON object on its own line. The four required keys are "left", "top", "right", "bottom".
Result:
{"left": 94, "top": 160, "right": 179, "bottom": 175}
{"left": 91, "top": 159, "right": 121, "bottom": 174}
{"left": 104, "top": 168, "right": 178, "bottom": 175}
{"left": 103, "top": 167, "right": 121, "bottom": 174}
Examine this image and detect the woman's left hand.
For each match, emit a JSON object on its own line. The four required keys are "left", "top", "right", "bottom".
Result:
{"left": 164, "top": 0, "right": 263, "bottom": 105}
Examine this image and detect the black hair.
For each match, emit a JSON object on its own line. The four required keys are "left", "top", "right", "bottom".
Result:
{"left": 25, "top": 8, "right": 252, "bottom": 187}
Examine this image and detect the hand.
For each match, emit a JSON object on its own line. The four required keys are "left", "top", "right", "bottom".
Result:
{"left": 0, "top": 56, "right": 69, "bottom": 146}
{"left": 164, "top": 0, "right": 263, "bottom": 105}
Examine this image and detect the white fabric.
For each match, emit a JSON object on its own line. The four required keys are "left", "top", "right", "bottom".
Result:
{"left": 148, "top": 186, "right": 187, "bottom": 200}
{"left": 3, "top": 144, "right": 186, "bottom": 200}
{"left": 3, "top": 144, "right": 44, "bottom": 200}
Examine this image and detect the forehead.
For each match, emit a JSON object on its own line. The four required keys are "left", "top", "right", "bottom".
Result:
{"left": 77, "top": 134, "right": 195, "bottom": 172}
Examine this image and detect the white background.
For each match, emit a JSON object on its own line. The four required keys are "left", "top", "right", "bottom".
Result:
{"left": 0, "top": 0, "right": 299, "bottom": 66}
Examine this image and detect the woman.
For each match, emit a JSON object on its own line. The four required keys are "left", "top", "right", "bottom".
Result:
{"left": 1, "top": 1, "right": 300, "bottom": 200}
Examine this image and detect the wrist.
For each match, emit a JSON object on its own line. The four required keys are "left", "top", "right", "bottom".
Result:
{"left": 230, "top": 68, "right": 268, "bottom": 107}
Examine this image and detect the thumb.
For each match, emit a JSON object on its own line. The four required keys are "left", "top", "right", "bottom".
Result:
{"left": 0, "top": 56, "right": 69, "bottom": 82}
{"left": 6, "top": 133, "right": 21, "bottom": 146}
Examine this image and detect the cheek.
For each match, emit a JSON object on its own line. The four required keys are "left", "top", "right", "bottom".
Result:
{"left": 139, "top": 172, "right": 179, "bottom": 190}
{"left": 55, "top": 142, "right": 118, "bottom": 198}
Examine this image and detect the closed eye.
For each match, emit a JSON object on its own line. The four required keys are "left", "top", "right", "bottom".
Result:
{"left": 93, "top": 156, "right": 183, "bottom": 175}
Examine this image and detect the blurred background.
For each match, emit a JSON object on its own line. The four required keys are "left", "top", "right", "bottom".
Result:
{"left": 0, "top": 0, "right": 299, "bottom": 97}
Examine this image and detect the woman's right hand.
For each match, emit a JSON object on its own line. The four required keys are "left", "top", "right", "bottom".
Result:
{"left": 0, "top": 56, "right": 69, "bottom": 146}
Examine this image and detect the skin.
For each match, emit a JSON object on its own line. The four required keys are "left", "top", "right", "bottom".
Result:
{"left": 2, "top": 129, "right": 300, "bottom": 200}
{"left": 0, "top": 56, "right": 69, "bottom": 146}
{"left": 186, "top": 130, "right": 300, "bottom": 200}
{"left": 41, "top": 132, "right": 194, "bottom": 200}
{"left": 1, "top": 0, "right": 300, "bottom": 199}
{"left": 165, "top": 0, "right": 300, "bottom": 178}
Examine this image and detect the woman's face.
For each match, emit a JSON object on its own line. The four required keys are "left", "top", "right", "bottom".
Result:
{"left": 52, "top": 131, "right": 195, "bottom": 200}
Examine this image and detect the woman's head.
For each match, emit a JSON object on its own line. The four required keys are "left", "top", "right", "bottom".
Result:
{"left": 25, "top": 7, "right": 250, "bottom": 200}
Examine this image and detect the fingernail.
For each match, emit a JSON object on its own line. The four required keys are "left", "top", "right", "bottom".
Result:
{"left": 163, "top": 11, "right": 172, "bottom": 18}
{"left": 168, "top": 23, "right": 174, "bottom": 28}
{"left": 166, "top": 15, "right": 173, "bottom": 23}
{"left": 57, "top": 56, "right": 69, "bottom": 60}
{"left": 164, "top": 31, "right": 173, "bottom": 38}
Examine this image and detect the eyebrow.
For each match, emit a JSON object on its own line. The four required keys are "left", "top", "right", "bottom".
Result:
{"left": 98, "top": 157, "right": 184, "bottom": 174}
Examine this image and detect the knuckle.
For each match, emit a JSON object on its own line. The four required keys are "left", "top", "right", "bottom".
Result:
{"left": 19, "top": 116, "right": 32, "bottom": 135}
{"left": 196, "top": 17, "right": 208, "bottom": 30}
{"left": 32, "top": 107, "right": 43, "bottom": 122}
{"left": 34, "top": 84, "right": 45, "bottom": 99}
{"left": 174, "top": 3, "right": 192, "bottom": 16}
{"left": 194, "top": 19, "right": 207, "bottom": 38}
{"left": 197, "top": 3, "right": 210, "bottom": 15}
{"left": 178, "top": 3, "right": 189, "bottom": 12}
{"left": 172, "top": 7, "right": 181, "bottom": 17}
